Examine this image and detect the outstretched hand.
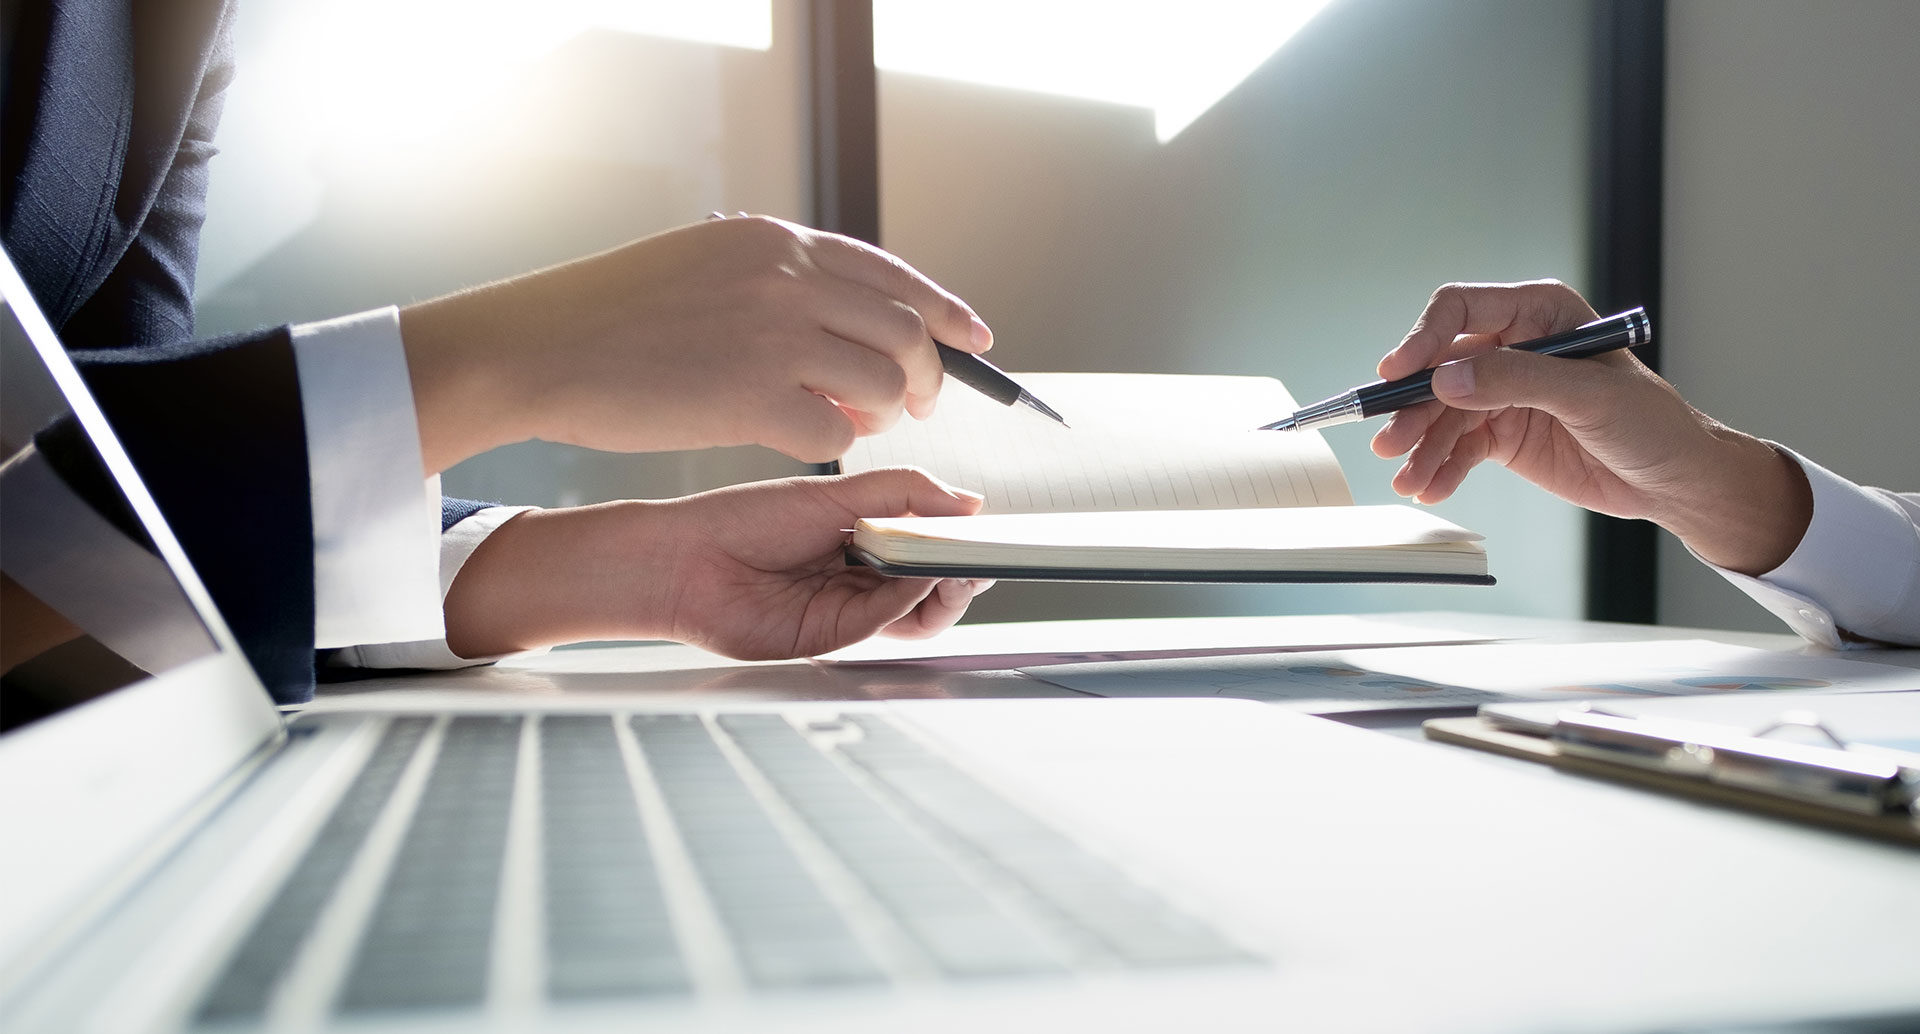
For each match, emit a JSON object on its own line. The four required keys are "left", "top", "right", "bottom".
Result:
{"left": 402, "top": 216, "right": 993, "bottom": 471}
{"left": 651, "top": 468, "right": 993, "bottom": 659}
{"left": 1369, "top": 280, "right": 1810, "bottom": 574}
{"left": 442, "top": 468, "right": 994, "bottom": 661}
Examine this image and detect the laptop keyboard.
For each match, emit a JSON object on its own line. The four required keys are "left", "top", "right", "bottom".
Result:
{"left": 193, "top": 711, "right": 1253, "bottom": 1024}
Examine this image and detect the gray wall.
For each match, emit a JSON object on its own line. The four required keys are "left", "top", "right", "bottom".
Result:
{"left": 196, "top": 1, "right": 1599, "bottom": 629}
{"left": 1661, "top": 0, "right": 1920, "bottom": 631}
{"left": 879, "top": 0, "right": 1595, "bottom": 624}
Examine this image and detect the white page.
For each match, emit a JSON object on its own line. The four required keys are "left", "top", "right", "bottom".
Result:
{"left": 859, "top": 505, "right": 1481, "bottom": 552}
{"left": 1021, "top": 649, "right": 1515, "bottom": 713}
{"left": 1483, "top": 689, "right": 1920, "bottom": 764}
{"left": 815, "top": 613, "right": 1500, "bottom": 664}
{"left": 1025, "top": 640, "right": 1920, "bottom": 714}
{"left": 841, "top": 373, "right": 1353, "bottom": 513}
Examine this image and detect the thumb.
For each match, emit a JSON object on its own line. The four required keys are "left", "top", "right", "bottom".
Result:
{"left": 830, "top": 466, "right": 986, "bottom": 519}
{"left": 1429, "top": 348, "right": 1633, "bottom": 430}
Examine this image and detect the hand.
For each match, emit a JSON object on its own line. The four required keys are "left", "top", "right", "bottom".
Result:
{"left": 441, "top": 467, "right": 994, "bottom": 661}
{"left": 401, "top": 216, "right": 993, "bottom": 470}
{"left": 1370, "top": 280, "right": 1811, "bottom": 574}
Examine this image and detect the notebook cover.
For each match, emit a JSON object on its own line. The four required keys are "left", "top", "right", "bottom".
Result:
{"left": 847, "top": 547, "right": 1497, "bottom": 586}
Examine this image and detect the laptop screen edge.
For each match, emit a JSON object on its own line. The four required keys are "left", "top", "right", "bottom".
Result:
{"left": 0, "top": 251, "right": 285, "bottom": 978}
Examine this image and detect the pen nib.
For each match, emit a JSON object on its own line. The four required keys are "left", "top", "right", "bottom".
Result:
{"left": 1019, "top": 391, "right": 1070, "bottom": 428}
{"left": 1257, "top": 416, "right": 1299, "bottom": 432}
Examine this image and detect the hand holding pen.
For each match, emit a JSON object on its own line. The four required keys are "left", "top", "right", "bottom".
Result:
{"left": 1360, "top": 280, "right": 1811, "bottom": 577}
{"left": 707, "top": 211, "right": 1066, "bottom": 431}
{"left": 1259, "top": 306, "right": 1650, "bottom": 432}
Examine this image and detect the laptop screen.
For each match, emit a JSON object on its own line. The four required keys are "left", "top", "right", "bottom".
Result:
{"left": 0, "top": 271, "right": 222, "bottom": 732}
{"left": 0, "top": 249, "right": 283, "bottom": 974}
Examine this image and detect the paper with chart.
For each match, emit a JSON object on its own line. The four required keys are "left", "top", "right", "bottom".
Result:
{"left": 1019, "top": 640, "right": 1920, "bottom": 715}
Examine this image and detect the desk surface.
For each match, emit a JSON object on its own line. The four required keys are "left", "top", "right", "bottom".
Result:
{"left": 302, "top": 612, "right": 1920, "bottom": 1031}
{"left": 308, "top": 609, "right": 1920, "bottom": 712}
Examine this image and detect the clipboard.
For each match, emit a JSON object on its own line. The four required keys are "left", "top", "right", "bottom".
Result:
{"left": 1425, "top": 699, "right": 1920, "bottom": 846}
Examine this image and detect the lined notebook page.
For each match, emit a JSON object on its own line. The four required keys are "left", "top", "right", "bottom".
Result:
{"left": 840, "top": 373, "right": 1353, "bottom": 514}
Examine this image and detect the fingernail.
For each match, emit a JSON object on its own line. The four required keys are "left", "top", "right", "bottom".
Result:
{"left": 969, "top": 316, "right": 993, "bottom": 350}
{"left": 1432, "top": 360, "right": 1474, "bottom": 399}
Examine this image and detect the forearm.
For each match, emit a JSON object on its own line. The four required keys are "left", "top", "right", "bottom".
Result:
{"left": 441, "top": 501, "right": 675, "bottom": 658}
{"left": 399, "top": 286, "right": 541, "bottom": 475}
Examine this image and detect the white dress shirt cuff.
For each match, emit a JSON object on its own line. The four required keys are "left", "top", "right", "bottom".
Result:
{"left": 1698, "top": 446, "right": 1920, "bottom": 648}
{"left": 290, "top": 307, "right": 444, "bottom": 649}
{"left": 328, "top": 505, "right": 551, "bottom": 670}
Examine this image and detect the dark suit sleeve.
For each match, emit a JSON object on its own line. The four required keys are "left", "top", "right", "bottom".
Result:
{"left": 71, "top": 328, "right": 318, "bottom": 705}
{"left": 442, "top": 497, "right": 497, "bottom": 531}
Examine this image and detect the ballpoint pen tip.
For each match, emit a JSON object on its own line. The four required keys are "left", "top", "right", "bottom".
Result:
{"left": 1019, "top": 392, "right": 1070, "bottom": 428}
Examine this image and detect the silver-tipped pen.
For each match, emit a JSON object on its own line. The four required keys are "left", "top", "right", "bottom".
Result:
{"left": 1018, "top": 390, "right": 1069, "bottom": 428}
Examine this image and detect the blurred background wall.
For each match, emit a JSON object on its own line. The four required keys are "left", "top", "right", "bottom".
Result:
{"left": 1660, "top": 0, "right": 1920, "bottom": 633}
{"left": 194, "top": 1, "right": 1918, "bottom": 636}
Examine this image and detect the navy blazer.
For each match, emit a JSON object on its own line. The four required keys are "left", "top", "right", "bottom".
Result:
{"left": 4, "top": 0, "right": 490, "bottom": 703}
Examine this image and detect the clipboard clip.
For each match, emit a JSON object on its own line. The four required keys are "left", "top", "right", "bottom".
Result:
{"left": 1550, "top": 709, "right": 1920, "bottom": 818}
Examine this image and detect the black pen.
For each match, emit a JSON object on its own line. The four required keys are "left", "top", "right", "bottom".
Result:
{"left": 936, "top": 341, "right": 1069, "bottom": 427}
{"left": 1257, "top": 307, "right": 1650, "bottom": 432}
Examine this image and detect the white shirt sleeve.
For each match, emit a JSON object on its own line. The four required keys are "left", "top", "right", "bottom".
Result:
{"left": 1699, "top": 446, "right": 1920, "bottom": 648}
{"left": 290, "top": 307, "right": 445, "bottom": 650}
{"left": 290, "top": 306, "right": 553, "bottom": 670}
{"left": 327, "top": 505, "right": 552, "bottom": 670}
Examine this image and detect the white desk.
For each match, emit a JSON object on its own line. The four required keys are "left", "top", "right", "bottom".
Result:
{"left": 304, "top": 611, "right": 1920, "bottom": 1032}
{"left": 308, "top": 609, "right": 1920, "bottom": 712}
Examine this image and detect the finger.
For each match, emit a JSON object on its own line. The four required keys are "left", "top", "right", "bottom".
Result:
{"left": 1392, "top": 405, "right": 1481, "bottom": 497}
{"left": 806, "top": 277, "right": 945, "bottom": 418}
{"left": 1428, "top": 346, "right": 1642, "bottom": 431}
{"left": 757, "top": 388, "right": 860, "bottom": 464}
{"left": 808, "top": 232, "right": 992, "bottom": 355}
{"left": 839, "top": 575, "right": 943, "bottom": 641}
{"left": 1414, "top": 424, "right": 1494, "bottom": 504}
{"left": 796, "top": 329, "right": 914, "bottom": 433}
{"left": 880, "top": 578, "right": 983, "bottom": 639}
{"left": 1378, "top": 280, "right": 1596, "bottom": 380}
{"left": 823, "top": 466, "right": 986, "bottom": 520}
{"left": 1371, "top": 399, "right": 1445, "bottom": 458}
{"left": 1437, "top": 331, "right": 1505, "bottom": 363}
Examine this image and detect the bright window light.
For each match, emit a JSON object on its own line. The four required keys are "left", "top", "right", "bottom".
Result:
{"left": 250, "top": 0, "right": 770, "bottom": 165}
{"left": 874, "top": 0, "right": 1335, "bottom": 142}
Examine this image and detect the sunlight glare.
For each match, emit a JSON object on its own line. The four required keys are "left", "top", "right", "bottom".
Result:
{"left": 250, "top": 0, "right": 770, "bottom": 176}
{"left": 874, "top": 1, "right": 1334, "bottom": 142}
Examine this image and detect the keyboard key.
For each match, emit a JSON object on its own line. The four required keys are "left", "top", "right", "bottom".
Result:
{"left": 633, "top": 715, "right": 885, "bottom": 988}
{"left": 540, "top": 716, "right": 689, "bottom": 1000}
{"left": 337, "top": 716, "right": 520, "bottom": 1013}
{"left": 195, "top": 717, "right": 431, "bottom": 1024}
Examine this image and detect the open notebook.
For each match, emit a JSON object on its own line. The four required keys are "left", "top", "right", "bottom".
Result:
{"left": 838, "top": 373, "right": 1490, "bottom": 584}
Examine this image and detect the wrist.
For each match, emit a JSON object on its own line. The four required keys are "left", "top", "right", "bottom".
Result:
{"left": 399, "top": 288, "right": 540, "bottom": 472}
{"left": 442, "top": 501, "right": 675, "bottom": 657}
{"left": 1651, "top": 429, "right": 1813, "bottom": 576}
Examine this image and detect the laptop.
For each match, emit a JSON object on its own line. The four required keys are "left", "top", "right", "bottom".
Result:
{"left": 4, "top": 250, "right": 1919, "bottom": 1034}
